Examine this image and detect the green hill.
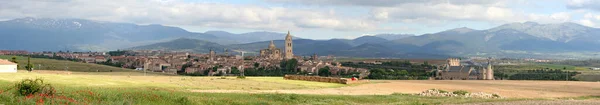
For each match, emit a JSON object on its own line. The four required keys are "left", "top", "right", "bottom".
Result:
{"left": 0, "top": 55, "right": 138, "bottom": 72}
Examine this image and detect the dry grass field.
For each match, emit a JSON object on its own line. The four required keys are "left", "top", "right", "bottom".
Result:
{"left": 2, "top": 70, "right": 600, "bottom": 104}
{"left": 0, "top": 70, "right": 345, "bottom": 90}
{"left": 193, "top": 80, "right": 600, "bottom": 98}
{"left": 4, "top": 70, "right": 599, "bottom": 98}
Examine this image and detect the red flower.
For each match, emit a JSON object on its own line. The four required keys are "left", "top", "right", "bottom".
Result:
{"left": 26, "top": 94, "right": 35, "bottom": 99}
{"left": 36, "top": 98, "right": 44, "bottom": 105}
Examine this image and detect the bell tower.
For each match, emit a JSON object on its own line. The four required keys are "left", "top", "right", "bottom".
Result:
{"left": 284, "top": 31, "right": 294, "bottom": 59}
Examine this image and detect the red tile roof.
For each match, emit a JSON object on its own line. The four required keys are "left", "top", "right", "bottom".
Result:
{"left": 0, "top": 59, "right": 17, "bottom": 65}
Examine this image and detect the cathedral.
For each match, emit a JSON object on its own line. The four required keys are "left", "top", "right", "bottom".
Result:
{"left": 259, "top": 40, "right": 281, "bottom": 59}
{"left": 259, "top": 31, "right": 294, "bottom": 60}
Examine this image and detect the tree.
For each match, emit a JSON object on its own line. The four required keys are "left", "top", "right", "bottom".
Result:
{"left": 254, "top": 63, "right": 260, "bottom": 68}
{"left": 25, "top": 56, "right": 34, "bottom": 72}
{"left": 281, "top": 58, "right": 298, "bottom": 72}
{"left": 318, "top": 66, "right": 331, "bottom": 77}
{"left": 10, "top": 56, "right": 18, "bottom": 68}
{"left": 230, "top": 67, "right": 240, "bottom": 74}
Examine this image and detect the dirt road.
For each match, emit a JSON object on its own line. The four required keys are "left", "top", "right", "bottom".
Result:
{"left": 192, "top": 80, "right": 600, "bottom": 98}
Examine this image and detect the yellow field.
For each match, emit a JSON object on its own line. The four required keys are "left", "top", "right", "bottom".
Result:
{"left": 0, "top": 70, "right": 345, "bottom": 90}
{"left": 2, "top": 70, "right": 600, "bottom": 99}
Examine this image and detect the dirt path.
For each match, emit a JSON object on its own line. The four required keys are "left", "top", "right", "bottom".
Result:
{"left": 191, "top": 80, "right": 600, "bottom": 98}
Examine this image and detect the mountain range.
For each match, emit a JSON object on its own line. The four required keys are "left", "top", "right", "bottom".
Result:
{"left": 2, "top": 17, "right": 600, "bottom": 59}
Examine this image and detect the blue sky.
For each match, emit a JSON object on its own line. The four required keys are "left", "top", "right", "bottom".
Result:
{"left": 2, "top": 0, "right": 600, "bottom": 39}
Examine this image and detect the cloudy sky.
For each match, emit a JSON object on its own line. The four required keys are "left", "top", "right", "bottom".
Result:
{"left": 2, "top": 0, "right": 600, "bottom": 39}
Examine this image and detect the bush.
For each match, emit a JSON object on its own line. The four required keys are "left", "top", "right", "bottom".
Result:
{"left": 14, "top": 78, "right": 55, "bottom": 96}
{"left": 452, "top": 90, "right": 469, "bottom": 95}
{"left": 492, "top": 94, "right": 500, "bottom": 98}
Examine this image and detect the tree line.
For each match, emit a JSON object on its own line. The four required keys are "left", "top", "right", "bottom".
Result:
{"left": 341, "top": 60, "right": 436, "bottom": 80}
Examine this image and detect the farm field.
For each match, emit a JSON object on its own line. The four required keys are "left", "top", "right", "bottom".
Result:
{"left": 194, "top": 80, "right": 600, "bottom": 98}
{"left": 0, "top": 71, "right": 524, "bottom": 105}
{"left": 0, "top": 70, "right": 345, "bottom": 90}
{"left": 1, "top": 71, "right": 599, "bottom": 104}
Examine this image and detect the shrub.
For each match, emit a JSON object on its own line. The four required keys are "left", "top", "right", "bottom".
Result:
{"left": 437, "top": 89, "right": 448, "bottom": 93}
{"left": 14, "top": 78, "right": 55, "bottom": 96}
{"left": 492, "top": 94, "right": 500, "bottom": 98}
{"left": 429, "top": 89, "right": 448, "bottom": 93}
{"left": 391, "top": 92, "right": 408, "bottom": 95}
{"left": 452, "top": 90, "right": 469, "bottom": 95}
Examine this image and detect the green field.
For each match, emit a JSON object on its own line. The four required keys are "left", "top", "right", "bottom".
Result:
{"left": 0, "top": 71, "right": 522, "bottom": 105}
{"left": 0, "top": 55, "right": 169, "bottom": 76}
{"left": 494, "top": 63, "right": 600, "bottom": 81}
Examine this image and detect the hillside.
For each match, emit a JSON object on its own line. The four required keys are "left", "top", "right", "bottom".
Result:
{"left": 0, "top": 55, "right": 139, "bottom": 72}
{"left": 204, "top": 31, "right": 303, "bottom": 44}
{"left": 130, "top": 38, "right": 227, "bottom": 53}
{"left": 374, "top": 34, "right": 414, "bottom": 40}
{"left": 0, "top": 17, "right": 297, "bottom": 51}
{"left": 5, "top": 17, "right": 600, "bottom": 58}
{"left": 0, "top": 17, "right": 220, "bottom": 51}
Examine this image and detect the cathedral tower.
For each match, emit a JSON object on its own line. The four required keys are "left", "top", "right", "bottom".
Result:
{"left": 285, "top": 31, "right": 294, "bottom": 59}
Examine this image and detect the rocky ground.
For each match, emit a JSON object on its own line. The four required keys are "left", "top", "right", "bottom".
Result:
{"left": 417, "top": 89, "right": 502, "bottom": 99}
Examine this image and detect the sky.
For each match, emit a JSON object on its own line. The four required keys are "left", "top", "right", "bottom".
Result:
{"left": 2, "top": 0, "right": 600, "bottom": 39}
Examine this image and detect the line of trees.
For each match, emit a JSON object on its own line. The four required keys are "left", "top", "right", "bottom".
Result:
{"left": 506, "top": 69, "right": 579, "bottom": 81}
{"left": 25, "top": 54, "right": 82, "bottom": 62}
{"left": 342, "top": 60, "right": 435, "bottom": 80}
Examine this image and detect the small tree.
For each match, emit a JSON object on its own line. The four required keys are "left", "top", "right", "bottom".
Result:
{"left": 25, "top": 56, "right": 34, "bottom": 72}
{"left": 230, "top": 67, "right": 240, "bottom": 74}
{"left": 318, "top": 66, "right": 331, "bottom": 77}
{"left": 10, "top": 56, "right": 18, "bottom": 68}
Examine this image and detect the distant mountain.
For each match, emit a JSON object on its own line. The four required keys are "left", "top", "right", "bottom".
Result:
{"left": 390, "top": 22, "right": 600, "bottom": 57}
{"left": 488, "top": 22, "right": 597, "bottom": 42}
{"left": 328, "top": 36, "right": 388, "bottom": 47}
{"left": 352, "top": 36, "right": 388, "bottom": 45}
{"left": 130, "top": 38, "right": 227, "bottom": 53}
{"left": 5, "top": 17, "right": 600, "bottom": 58}
{"left": 204, "top": 31, "right": 303, "bottom": 44}
{"left": 130, "top": 38, "right": 449, "bottom": 58}
{"left": 131, "top": 22, "right": 600, "bottom": 58}
{"left": 0, "top": 17, "right": 216, "bottom": 51}
{"left": 228, "top": 39, "right": 354, "bottom": 56}
{"left": 374, "top": 34, "right": 414, "bottom": 40}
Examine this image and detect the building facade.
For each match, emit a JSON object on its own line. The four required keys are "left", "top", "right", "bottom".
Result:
{"left": 0, "top": 59, "right": 17, "bottom": 73}
{"left": 434, "top": 58, "right": 494, "bottom": 80}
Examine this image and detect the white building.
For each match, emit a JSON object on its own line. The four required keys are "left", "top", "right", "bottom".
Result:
{"left": 0, "top": 59, "right": 17, "bottom": 73}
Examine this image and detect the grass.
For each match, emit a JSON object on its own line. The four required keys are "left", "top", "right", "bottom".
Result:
{"left": 0, "top": 55, "right": 170, "bottom": 76}
{"left": 0, "top": 71, "right": 528, "bottom": 105}
{"left": 1, "top": 55, "right": 132, "bottom": 72}
{"left": 0, "top": 83, "right": 521, "bottom": 105}
{"left": 0, "top": 71, "right": 344, "bottom": 90}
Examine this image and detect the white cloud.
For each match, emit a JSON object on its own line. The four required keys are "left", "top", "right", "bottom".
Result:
{"left": 0, "top": 0, "right": 377, "bottom": 31}
{"left": 577, "top": 12, "right": 600, "bottom": 28}
{"left": 567, "top": 0, "right": 600, "bottom": 11}
{"left": 265, "top": 0, "right": 500, "bottom": 7}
